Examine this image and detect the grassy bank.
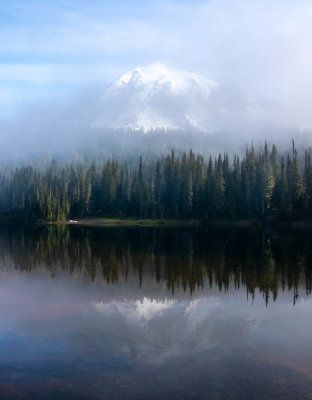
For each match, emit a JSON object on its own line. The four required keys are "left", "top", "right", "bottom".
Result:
{"left": 47, "top": 217, "right": 256, "bottom": 228}
{"left": 48, "top": 218, "right": 201, "bottom": 227}
{"left": 1, "top": 216, "right": 311, "bottom": 231}
{"left": 47, "top": 217, "right": 312, "bottom": 231}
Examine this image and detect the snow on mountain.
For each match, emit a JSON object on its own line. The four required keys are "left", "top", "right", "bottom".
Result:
{"left": 93, "top": 63, "right": 264, "bottom": 133}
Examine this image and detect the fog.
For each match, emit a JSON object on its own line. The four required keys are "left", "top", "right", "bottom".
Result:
{"left": 0, "top": 91, "right": 310, "bottom": 164}
{"left": 1, "top": 0, "right": 312, "bottom": 161}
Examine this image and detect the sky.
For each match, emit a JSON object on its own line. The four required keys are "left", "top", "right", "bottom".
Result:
{"left": 1, "top": 0, "right": 312, "bottom": 118}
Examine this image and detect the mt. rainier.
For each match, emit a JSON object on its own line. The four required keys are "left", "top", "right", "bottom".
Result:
{"left": 93, "top": 63, "right": 264, "bottom": 132}
{"left": 1, "top": 64, "right": 309, "bottom": 159}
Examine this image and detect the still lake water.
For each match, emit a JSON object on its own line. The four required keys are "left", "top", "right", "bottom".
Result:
{"left": 0, "top": 224, "right": 312, "bottom": 399}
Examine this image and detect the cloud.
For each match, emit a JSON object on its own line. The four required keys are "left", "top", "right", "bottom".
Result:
{"left": 0, "top": 0, "right": 312, "bottom": 123}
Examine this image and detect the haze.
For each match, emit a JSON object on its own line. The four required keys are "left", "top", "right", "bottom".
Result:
{"left": 0, "top": 0, "right": 311, "bottom": 158}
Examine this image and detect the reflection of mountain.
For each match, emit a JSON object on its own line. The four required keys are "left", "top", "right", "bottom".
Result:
{"left": 0, "top": 225, "right": 311, "bottom": 304}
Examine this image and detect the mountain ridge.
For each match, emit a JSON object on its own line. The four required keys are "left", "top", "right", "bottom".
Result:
{"left": 93, "top": 63, "right": 263, "bottom": 133}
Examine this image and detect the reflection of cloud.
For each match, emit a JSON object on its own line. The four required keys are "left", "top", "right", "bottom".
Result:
{"left": 1, "top": 271, "right": 312, "bottom": 369}
{"left": 93, "top": 296, "right": 252, "bottom": 364}
{"left": 184, "top": 298, "right": 222, "bottom": 329}
{"left": 135, "top": 298, "right": 175, "bottom": 320}
{"left": 95, "top": 297, "right": 176, "bottom": 323}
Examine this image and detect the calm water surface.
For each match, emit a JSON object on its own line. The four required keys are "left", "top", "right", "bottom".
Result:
{"left": 0, "top": 224, "right": 312, "bottom": 399}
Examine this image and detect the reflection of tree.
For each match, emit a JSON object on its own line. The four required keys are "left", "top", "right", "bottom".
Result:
{"left": 0, "top": 225, "right": 311, "bottom": 304}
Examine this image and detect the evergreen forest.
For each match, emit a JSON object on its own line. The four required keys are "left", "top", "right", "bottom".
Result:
{"left": 1, "top": 141, "right": 312, "bottom": 222}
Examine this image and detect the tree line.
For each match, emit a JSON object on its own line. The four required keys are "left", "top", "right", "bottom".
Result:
{"left": 0, "top": 141, "right": 311, "bottom": 221}
{"left": 0, "top": 224, "right": 310, "bottom": 304}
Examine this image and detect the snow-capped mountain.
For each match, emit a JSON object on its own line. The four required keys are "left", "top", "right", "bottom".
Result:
{"left": 93, "top": 63, "right": 264, "bottom": 132}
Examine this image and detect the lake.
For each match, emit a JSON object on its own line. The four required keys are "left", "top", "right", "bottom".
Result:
{"left": 0, "top": 224, "right": 312, "bottom": 399}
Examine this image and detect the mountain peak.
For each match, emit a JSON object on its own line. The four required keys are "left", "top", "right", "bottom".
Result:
{"left": 114, "top": 63, "right": 218, "bottom": 95}
{"left": 93, "top": 64, "right": 261, "bottom": 132}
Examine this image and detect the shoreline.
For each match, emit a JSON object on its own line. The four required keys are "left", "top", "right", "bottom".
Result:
{"left": 41, "top": 218, "right": 312, "bottom": 231}
{"left": 47, "top": 218, "right": 203, "bottom": 227}
{"left": 47, "top": 218, "right": 257, "bottom": 229}
{"left": 0, "top": 216, "right": 312, "bottom": 231}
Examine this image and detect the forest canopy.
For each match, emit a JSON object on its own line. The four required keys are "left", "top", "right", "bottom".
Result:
{"left": 0, "top": 141, "right": 311, "bottom": 222}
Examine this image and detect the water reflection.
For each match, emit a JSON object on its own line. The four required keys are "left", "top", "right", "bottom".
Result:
{"left": 0, "top": 225, "right": 312, "bottom": 399}
{"left": 0, "top": 224, "right": 311, "bottom": 304}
